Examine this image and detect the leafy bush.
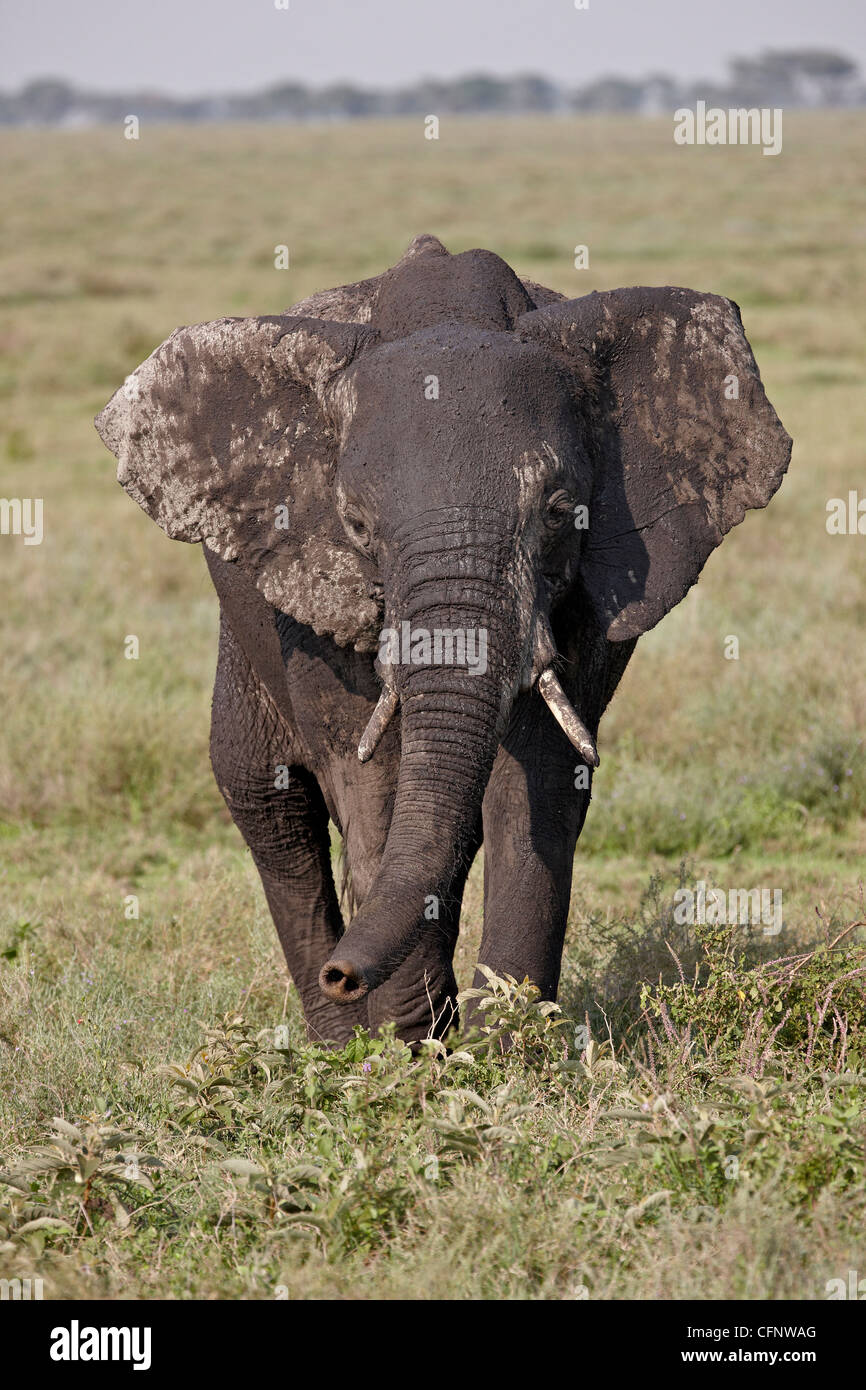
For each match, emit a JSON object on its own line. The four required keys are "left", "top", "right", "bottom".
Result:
{"left": 640, "top": 919, "right": 866, "bottom": 1072}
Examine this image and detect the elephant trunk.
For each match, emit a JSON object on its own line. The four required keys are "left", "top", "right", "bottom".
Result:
{"left": 319, "top": 518, "right": 523, "bottom": 1003}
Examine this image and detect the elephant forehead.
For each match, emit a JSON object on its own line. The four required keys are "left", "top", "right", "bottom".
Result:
{"left": 348, "top": 331, "right": 575, "bottom": 425}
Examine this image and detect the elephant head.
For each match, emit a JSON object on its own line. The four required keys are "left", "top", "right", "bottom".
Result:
{"left": 96, "top": 236, "right": 791, "bottom": 1006}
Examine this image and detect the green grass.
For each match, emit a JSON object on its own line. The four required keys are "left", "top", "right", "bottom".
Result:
{"left": 3, "top": 940, "right": 866, "bottom": 1300}
{"left": 1, "top": 113, "right": 866, "bottom": 1299}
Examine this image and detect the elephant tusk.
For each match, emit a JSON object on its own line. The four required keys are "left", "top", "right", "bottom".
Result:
{"left": 537, "top": 668, "right": 599, "bottom": 768}
{"left": 358, "top": 683, "right": 399, "bottom": 762}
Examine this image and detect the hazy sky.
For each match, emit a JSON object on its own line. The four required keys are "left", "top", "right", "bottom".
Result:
{"left": 1, "top": 0, "right": 865, "bottom": 94}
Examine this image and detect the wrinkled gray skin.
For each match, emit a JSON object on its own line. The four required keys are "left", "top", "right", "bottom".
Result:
{"left": 96, "top": 235, "right": 791, "bottom": 1046}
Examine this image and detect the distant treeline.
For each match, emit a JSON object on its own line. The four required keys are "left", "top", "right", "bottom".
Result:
{"left": 2, "top": 49, "right": 863, "bottom": 127}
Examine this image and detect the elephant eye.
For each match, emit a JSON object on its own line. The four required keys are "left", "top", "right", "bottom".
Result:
{"left": 342, "top": 506, "right": 373, "bottom": 553}
{"left": 544, "top": 489, "right": 574, "bottom": 531}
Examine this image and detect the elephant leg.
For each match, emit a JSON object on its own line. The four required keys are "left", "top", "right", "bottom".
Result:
{"left": 473, "top": 690, "right": 593, "bottom": 1005}
{"left": 210, "top": 614, "right": 366, "bottom": 1046}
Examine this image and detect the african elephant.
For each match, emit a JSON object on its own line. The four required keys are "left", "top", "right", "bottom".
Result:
{"left": 95, "top": 234, "right": 791, "bottom": 1046}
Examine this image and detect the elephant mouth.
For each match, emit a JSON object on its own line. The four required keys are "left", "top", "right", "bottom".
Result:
{"left": 356, "top": 657, "right": 598, "bottom": 768}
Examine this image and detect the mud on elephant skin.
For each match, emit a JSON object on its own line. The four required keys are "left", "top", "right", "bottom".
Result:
{"left": 95, "top": 234, "right": 792, "bottom": 1046}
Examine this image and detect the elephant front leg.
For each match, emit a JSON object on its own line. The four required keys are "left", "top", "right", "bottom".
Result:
{"left": 210, "top": 619, "right": 366, "bottom": 1047}
{"left": 245, "top": 773, "right": 368, "bottom": 1047}
{"left": 474, "top": 695, "right": 593, "bottom": 1006}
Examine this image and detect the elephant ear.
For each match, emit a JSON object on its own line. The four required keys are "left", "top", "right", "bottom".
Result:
{"left": 516, "top": 288, "right": 792, "bottom": 641}
{"left": 95, "top": 314, "right": 382, "bottom": 650}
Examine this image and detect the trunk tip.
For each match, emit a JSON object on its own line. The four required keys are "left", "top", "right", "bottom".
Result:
{"left": 319, "top": 958, "right": 371, "bottom": 1004}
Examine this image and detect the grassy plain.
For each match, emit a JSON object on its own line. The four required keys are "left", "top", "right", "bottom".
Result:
{"left": 1, "top": 113, "right": 865, "bottom": 1300}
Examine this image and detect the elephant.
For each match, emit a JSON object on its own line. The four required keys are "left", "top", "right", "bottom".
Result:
{"left": 95, "top": 234, "right": 791, "bottom": 1047}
